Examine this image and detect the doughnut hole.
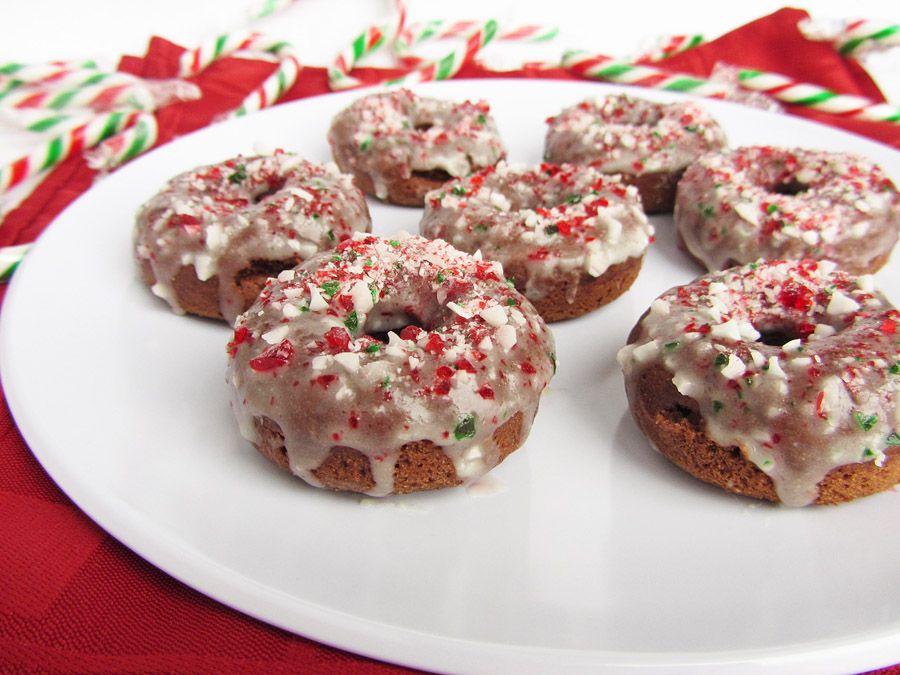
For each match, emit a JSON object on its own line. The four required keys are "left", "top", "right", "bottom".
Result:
{"left": 770, "top": 177, "right": 810, "bottom": 197}
{"left": 251, "top": 177, "right": 287, "bottom": 203}
{"left": 361, "top": 294, "right": 454, "bottom": 344}
{"left": 754, "top": 324, "right": 805, "bottom": 348}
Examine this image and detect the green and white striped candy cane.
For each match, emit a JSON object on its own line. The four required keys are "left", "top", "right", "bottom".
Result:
{"left": 328, "top": 0, "right": 408, "bottom": 90}
{"left": 0, "top": 109, "right": 145, "bottom": 192}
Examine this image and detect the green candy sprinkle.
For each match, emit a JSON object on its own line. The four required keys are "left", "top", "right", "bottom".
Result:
{"left": 476, "top": 113, "right": 487, "bottom": 125}
{"left": 454, "top": 414, "right": 477, "bottom": 440}
{"left": 544, "top": 224, "right": 559, "bottom": 235}
{"left": 889, "top": 363, "right": 899, "bottom": 375}
{"left": 359, "top": 137, "right": 373, "bottom": 151}
{"left": 227, "top": 164, "right": 247, "bottom": 184}
{"left": 886, "top": 432, "right": 900, "bottom": 446}
{"left": 506, "top": 297, "right": 517, "bottom": 306}
{"left": 700, "top": 204, "right": 715, "bottom": 218}
{"left": 451, "top": 184, "right": 467, "bottom": 196}
{"left": 766, "top": 203, "right": 778, "bottom": 214}
{"left": 565, "top": 194, "right": 582, "bottom": 204}
{"left": 320, "top": 281, "right": 340, "bottom": 297}
{"left": 344, "top": 311, "right": 359, "bottom": 333}
{"left": 435, "top": 271, "right": 446, "bottom": 284}
{"left": 714, "top": 353, "right": 728, "bottom": 368}
{"left": 853, "top": 410, "right": 878, "bottom": 432}
{"left": 365, "top": 343, "right": 381, "bottom": 353}
{"left": 389, "top": 239, "right": 401, "bottom": 247}
{"left": 712, "top": 400, "right": 724, "bottom": 413}
{"left": 327, "top": 229, "right": 336, "bottom": 242}
{"left": 380, "top": 376, "right": 391, "bottom": 389}
{"left": 474, "top": 223, "right": 489, "bottom": 232}
{"left": 664, "top": 341, "right": 680, "bottom": 351}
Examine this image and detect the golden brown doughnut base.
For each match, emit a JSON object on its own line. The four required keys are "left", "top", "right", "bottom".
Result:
{"left": 139, "top": 258, "right": 299, "bottom": 321}
{"left": 252, "top": 410, "right": 528, "bottom": 495}
{"left": 628, "top": 363, "right": 900, "bottom": 505}
{"left": 619, "top": 168, "right": 684, "bottom": 215}
{"left": 505, "top": 255, "right": 643, "bottom": 323}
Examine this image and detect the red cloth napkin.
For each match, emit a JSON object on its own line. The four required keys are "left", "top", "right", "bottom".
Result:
{"left": 1, "top": 8, "right": 899, "bottom": 672}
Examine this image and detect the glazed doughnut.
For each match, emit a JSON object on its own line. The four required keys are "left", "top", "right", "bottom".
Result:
{"left": 419, "top": 162, "right": 653, "bottom": 322}
{"left": 544, "top": 93, "right": 727, "bottom": 213}
{"left": 134, "top": 153, "right": 371, "bottom": 323}
{"left": 227, "top": 234, "right": 556, "bottom": 496}
{"left": 618, "top": 259, "right": 900, "bottom": 506}
{"left": 674, "top": 146, "right": 900, "bottom": 274}
{"left": 327, "top": 88, "right": 506, "bottom": 206}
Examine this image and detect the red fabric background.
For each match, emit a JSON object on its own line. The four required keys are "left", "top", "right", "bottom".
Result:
{"left": 1, "top": 8, "right": 899, "bottom": 672}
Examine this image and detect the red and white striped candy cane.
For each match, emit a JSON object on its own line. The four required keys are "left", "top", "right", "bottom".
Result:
{"left": 328, "top": 0, "right": 408, "bottom": 90}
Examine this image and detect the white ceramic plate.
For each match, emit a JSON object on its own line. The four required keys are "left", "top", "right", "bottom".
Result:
{"left": 2, "top": 80, "right": 900, "bottom": 674}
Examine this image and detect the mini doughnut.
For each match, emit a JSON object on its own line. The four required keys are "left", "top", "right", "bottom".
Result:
{"left": 327, "top": 88, "right": 506, "bottom": 206}
{"left": 544, "top": 93, "right": 727, "bottom": 213}
{"left": 674, "top": 146, "right": 900, "bottom": 274}
{"left": 618, "top": 259, "right": 900, "bottom": 506}
{"left": 135, "top": 153, "right": 371, "bottom": 323}
{"left": 419, "top": 162, "right": 653, "bottom": 322}
{"left": 227, "top": 234, "right": 556, "bottom": 496}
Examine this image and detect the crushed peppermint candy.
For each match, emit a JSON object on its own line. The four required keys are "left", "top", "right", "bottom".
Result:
{"left": 420, "top": 162, "right": 653, "bottom": 311}
{"left": 619, "top": 259, "right": 900, "bottom": 506}
{"left": 544, "top": 94, "right": 727, "bottom": 175}
{"left": 135, "top": 153, "right": 371, "bottom": 323}
{"left": 675, "top": 146, "right": 900, "bottom": 274}
{"left": 227, "top": 235, "right": 556, "bottom": 497}
{"left": 327, "top": 89, "right": 506, "bottom": 201}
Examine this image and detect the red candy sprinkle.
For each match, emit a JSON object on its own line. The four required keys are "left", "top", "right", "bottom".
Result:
{"left": 520, "top": 361, "right": 537, "bottom": 374}
{"left": 425, "top": 333, "right": 445, "bottom": 355}
{"left": 227, "top": 326, "right": 252, "bottom": 357}
{"left": 324, "top": 326, "right": 351, "bottom": 352}
{"left": 249, "top": 339, "right": 294, "bottom": 372}
{"left": 478, "top": 384, "right": 495, "bottom": 399}
{"left": 399, "top": 325, "right": 422, "bottom": 341}
{"left": 881, "top": 319, "right": 897, "bottom": 335}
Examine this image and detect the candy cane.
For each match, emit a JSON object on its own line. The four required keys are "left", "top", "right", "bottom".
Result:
{"left": 0, "top": 244, "right": 32, "bottom": 283}
{"left": 736, "top": 69, "right": 900, "bottom": 121}
{"left": 0, "top": 60, "right": 98, "bottom": 85}
{"left": 837, "top": 20, "right": 900, "bottom": 55}
{"left": 85, "top": 112, "right": 159, "bottom": 171}
{"left": 226, "top": 38, "right": 301, "bottom": 117}
{"left": 385, "top": 19, "right": 500, "bottom": 87}
{"left": 634, "top": 34, "right": 706, "bottom": 62}
{"left": 0, "top": 109, "right": 145, "bottom": 191}
{"left": 562, "top": 50, "right": 731, "bottom": 97}
{"left": 328, "top": 0, "right": 408, "bottom": 89}
{"left": 0, "top": 78, "right": 157, "bottom": 112}
{"left": 563, "top": 50, "right": 900, "bottom": 123}
{"left": 178, "top": 30, "right": 261, "bottom": 77}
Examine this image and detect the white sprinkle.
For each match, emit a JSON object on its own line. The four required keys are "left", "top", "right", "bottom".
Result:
{"left": 385, "top": 331, "right": 406, "bottom": 358}
{"left": 472, "top": 249, "right": 483, "bottom": 261}
{"left": 479, "top": 305, "right": 508, "bottom": 327}
{"left": 205, "top": 223, "right": 225, "bottom": 250}
{"left": 308, "top": 285, "right": 329, "bottom": 312}
{"left": 782, "top": 338, "right": 803, "bottom": 353}
{"left": 408, "top": 355, "right": 421, "bottom": 370}
{"left": 767, "top": 356, "right": 787, "bottom": 379}
{"left": 311, "top": 355, "right": 330, "bottom": 370}
{"left": 277, "top": 269, "right": 295, "bottom": 282}
{"left": 791, "top": 357, "right": 813, "bottom": 368}
{"left": 351, "top": 279, "right": 374, "bottom": 313}
{"left": 496, "top": 324, "right": 517, "bottom": 350}
{"left": 262, "top": 325, "right": 289, "bottom": 344}
{"left": 749, "top": 349, "right": 766, "bottom": 368}
{"left": 710, "top": 319, "right": 742, "bottom": 342}
{"left": 812, "top": 323, "right": 836, "bottom": 339}
{"left": 826, "top": 290, "right": 860, "bottom": 316}
{"left": 290, "top": 187, "right": 314, "bottom": 201}
{"left": 334, "top": 352, "right": 360, "bottom": 372}
{"left": 282, "top": 303, "right": 302, "bottom": 318}
{"left": 489, "top": 191, "right": 511, "bottom": 211}
{"left": 478, "top": 336, "right": 493, "bottom": 352}
{"left": 817, "top": 260, "right": 837, "bottom": 275}
{"left": 734, "top": 202, "right": 760, "bottom": 226}
{"left": 447, "top": 301, "right": 473, "bottom": 319}
{"left": 720, "top": 353, "right": 745, "bottom": 379}
{"left": 708, "top": 282, "right": 728, "bottom": 295}
{"left": 619, "top": 132, "right": 636, "bottom": 149}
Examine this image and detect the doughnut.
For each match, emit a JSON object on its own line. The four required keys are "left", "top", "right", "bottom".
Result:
{"left": 134, "top": 153, "right": 371, "bottom": 323}
{"left": 618, "top": 259, "right": 900, "bottom": 506}
{"left": 544, "top": 93, "right": 727, "bottom": 213}
{"left": 674, "top": 146, "right": 900, "bottom": 274}
{"left": 419, "top": 162, "right": 654, "bottom": 322}
{"left": 327, "top": 88, "right": 506, "bottom": 206}
{"left": 226, "top": 234, "right": 556, "bottom": 496}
